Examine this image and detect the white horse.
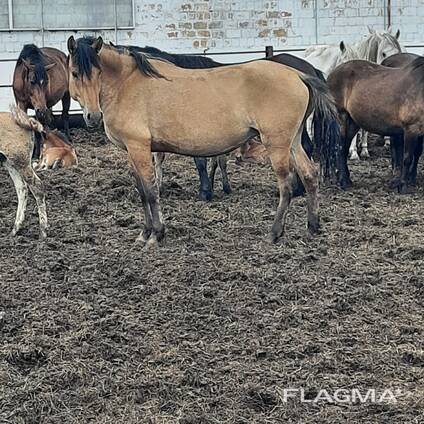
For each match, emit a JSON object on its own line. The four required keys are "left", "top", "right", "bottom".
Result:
{"left": 304, "top": 27, "right": 403, "bottom": 160}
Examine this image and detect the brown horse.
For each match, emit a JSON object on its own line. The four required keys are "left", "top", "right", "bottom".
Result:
{"left": 67, "top": 36, "right": 339, "bottom": 248}
{"left": 381, "top": 53, "right": 423, "bottom": 186}
{"left": 13, "top": 44, "right": 71, "bottom": 136}
{"left": 328, "top": 57, "right": 424, "bottom": 193}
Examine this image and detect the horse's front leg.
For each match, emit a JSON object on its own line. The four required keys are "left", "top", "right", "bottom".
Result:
{"left": 128, "top": 141, "right": 165, "bottom": 248}
{"left": 61, "top": 92, "right": 71, "bottom": 138}
{"left": 194, "top": 157, "right": 212, "bottom": 201}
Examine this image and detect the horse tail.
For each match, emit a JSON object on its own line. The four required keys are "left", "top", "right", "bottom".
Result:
{"left": 299, "top": 74, "right": 340, "bottom": 183}
{"left": 10, "top": 104, "right": 44, "bottom": 134}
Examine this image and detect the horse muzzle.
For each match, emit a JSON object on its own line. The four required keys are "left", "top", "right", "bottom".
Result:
{"left": 83, "top": 111, "right": 103, "bottom": 130}
{"left": 35, "top": 108, "right": 53, "bottom": 125}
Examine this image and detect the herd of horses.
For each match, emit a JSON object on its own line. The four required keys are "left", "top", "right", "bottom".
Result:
{"left": 1, "top": 27, "right": 423, "bottom": 247}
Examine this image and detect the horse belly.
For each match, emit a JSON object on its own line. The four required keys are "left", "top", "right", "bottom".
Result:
{"left": 151, "top": 127, "right": 258, "bottom": 157}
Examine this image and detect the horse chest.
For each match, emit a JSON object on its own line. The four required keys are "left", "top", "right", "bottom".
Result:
{"left": 104, "top": 123, "right": 126, "bottom": 150}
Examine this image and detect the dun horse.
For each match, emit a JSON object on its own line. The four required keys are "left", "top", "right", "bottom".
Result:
{"left": 114, "top": 43, "right": 326, "bottom": 201}
{"left": 13, "top": 44, "right": 71, "bottom": 137}
{"left": 67, "top": 36, "right": 339, "bottom": 247}
{"left": 328, "top": 56, "right": 424, "bottom": 192}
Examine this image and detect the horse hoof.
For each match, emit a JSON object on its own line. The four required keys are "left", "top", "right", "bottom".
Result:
{"left": 143, "top": 234, "right": 159, "bottom": 251}
{"left": 199, "top": 190, "right": 212, "bottom": 202}
{"left": 360, "top": 151, "right": 370, "bottom": 160}
{"left": 398, "top": 184, "right": 415, "bottom": 195}
{"left": 308, "top": 219, "right": 321, "bottom": 235}
{"left": 223, "top": 184, "right": 232, "bottom": 195}
{"left": 339, "top": 179, "right": 353, "bottom": 190}
{"left": 389, "top": 178, "right": 400, "bottom": 189}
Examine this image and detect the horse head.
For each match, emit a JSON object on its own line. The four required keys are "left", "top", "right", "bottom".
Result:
{"left": 67, "top": 36, "right": 104, "bottom": 129}
{"left": 18, "top": 45, "right": 56, "bottom": 123}
{"left": 374, "top": 29, "right": 402, "bottom": 63}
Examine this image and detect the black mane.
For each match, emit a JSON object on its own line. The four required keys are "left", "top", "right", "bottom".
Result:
{"left": 115, "top": 44, "right": 223, "bottom": 69}
{"left": 408, "top": 56, "right": 424, "bottom": 72}
{"left": 18, "top": 44, "right": 48, "bottom": 84}
{"left": 73, "top": 37, "right": 101, "bottom": 79}
{"left": 74, "top": 37, "right": 165, "bottom": 79}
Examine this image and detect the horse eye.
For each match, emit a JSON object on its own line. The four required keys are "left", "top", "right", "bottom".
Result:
{"left": 72, "top": 71, "right": 79, "bottom": 79}
{"left": 382, "top": 52, "right": 387, "bottom": 58}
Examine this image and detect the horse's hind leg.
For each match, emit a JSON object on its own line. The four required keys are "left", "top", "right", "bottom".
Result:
{"left": 349, "top": 134, "right": 360, "bottom": 161}
{"left": 292, "top": 128, "right": 320, "bottom": 233}
{"left": 409, "top": 136, "right": 423, "bottom": 186}
{"left": 339, "top": 113, "right": 359, "bottom": 188}
{"left": 194, "top": 157, "right": 212, "bottom": 201}
{"left": 5, "top": 163, "right": 29, "bottom": 236}
{"left": 264, "top": 136, "right": 293, "bottom": 243}
{"left": 360, "top": 130, "right": 370, "bottom": 159}
{"left": 153, "top": 152, "right": 165, "bottom": 194}
{"left": 399, "top": 132, "right": 418, "bottom": 194}
{"left": 217, "top": 155, "right": 231, "bottom": 194}
{"left": 209, "top": 157, "right": 218, "bottom": 194}
{"left": 62, "top": 92, "right": 71, "bottom": 138}
{"left": 26, "top": 170, "right": 48, "bottom": 239}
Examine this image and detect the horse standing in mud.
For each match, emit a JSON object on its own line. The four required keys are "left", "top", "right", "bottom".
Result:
{"left": 306, "top": 28, "right": 403, "bottom": 160}
{"left": 114, "top": 43, "right": 325, "bottom": 201}
{"left": 67, "top": 36, "right": 339, "bottom": 248}
{"left": 328, "top": 56, "right": 424, "bottom": 193}
{"left": 13, "top": 44, "right": 71, "bottom": 138}
{"left": 381, "top": 52, "right": 423, "bottom": 186}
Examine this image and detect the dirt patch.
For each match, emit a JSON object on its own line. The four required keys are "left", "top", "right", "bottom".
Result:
{"left": 1, "top": 129, "right": 423, "bottom": 423}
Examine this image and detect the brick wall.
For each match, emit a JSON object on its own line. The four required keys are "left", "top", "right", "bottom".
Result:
{"left": 1, "top": 0, "right": 424, "bottom": 58}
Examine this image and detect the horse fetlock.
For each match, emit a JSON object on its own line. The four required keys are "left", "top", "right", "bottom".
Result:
{"left": 349, "top": 151, "right": 360, "bottom": 161}
{"left": 270, "top": 222, "right": 284, "bottom": 244}
{"left": 308, "top": 215, "right": 321, "bottom": 235}
{"left": 199, "top": 189, "right": 213, "bottom": 202}
{"left": 360, "top": 149, "right": 370, "bottom": 159}
{"left": 398, "top": 182, "right": 415, "bottom": 195}
{"left": 223, "top": 183, "right": 232, "bottom": 195}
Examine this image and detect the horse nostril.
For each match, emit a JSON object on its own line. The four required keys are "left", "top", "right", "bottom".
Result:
{"left": 87, "top": 113, "right": 91, "bottom": 120}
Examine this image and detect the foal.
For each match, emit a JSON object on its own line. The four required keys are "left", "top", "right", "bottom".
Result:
{"left": 67, "top": 36, "right": 340, "bottom": 247}
{"left": 1, "top": 107, "right": 77, "bottom": 238}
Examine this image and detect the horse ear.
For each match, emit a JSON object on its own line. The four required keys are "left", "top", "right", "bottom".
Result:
{"left": 367, "top": 25, "right": 374, "bottom": 34}
{"left": 45, "top": 63, "right": 56, "bottom": 71}
{"left": 395, "top": 29, "right": 400, "bottom": 39}
{"left": 92, "top": 36, "right": 103, "bottom": 53}
{"left": 67, "top": 36, "right": 76, "bottom": 55}
{"left": 339, "top": 41, "right": 346, "bottom": 53}
{"left": 109, "top": 41, "right": 115, "bottom": 47}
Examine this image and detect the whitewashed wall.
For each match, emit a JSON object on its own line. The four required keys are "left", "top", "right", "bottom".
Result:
{"left": 1, "top": 0, "right": 424, "bottom": 112}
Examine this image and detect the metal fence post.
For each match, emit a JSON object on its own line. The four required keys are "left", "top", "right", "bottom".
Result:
{"left": 265, "top": 45, "right": 274, "bottom": 58}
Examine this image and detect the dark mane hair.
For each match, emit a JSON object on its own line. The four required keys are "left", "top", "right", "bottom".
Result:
{"left": 17, "top": 44, "right": 48, "bottom": 84}
{"left": 408, "top": 56, "right": 424, "bottom": 73}
{"left": 114, "top": 44, "right": 222, "bottom": 69}
{"left": 74, "top": 37, "right": 165, "bottom": 79}
{"left": 73, "top": 36, "right": 101, "bottom": 79}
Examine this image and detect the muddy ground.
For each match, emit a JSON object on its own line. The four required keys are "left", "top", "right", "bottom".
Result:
{"left": 1, "top": 128, "right": 423, "bottom": 423}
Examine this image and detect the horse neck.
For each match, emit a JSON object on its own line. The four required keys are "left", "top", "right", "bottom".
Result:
{"left": 98, "top": 48, "right": 135, "bottom": 106}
